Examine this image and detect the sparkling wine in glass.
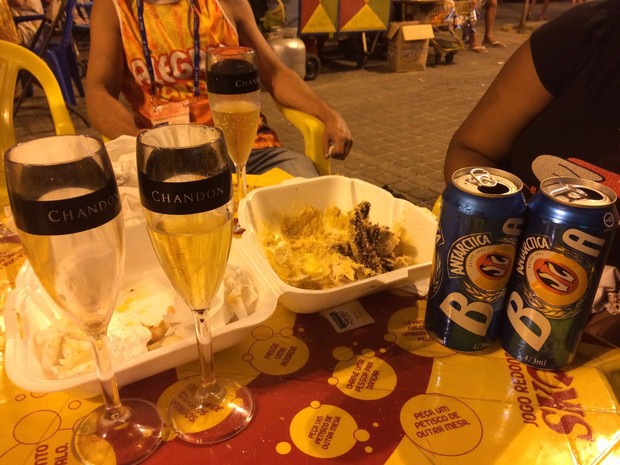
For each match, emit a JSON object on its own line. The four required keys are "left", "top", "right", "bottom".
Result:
{"left": 207, "top": 46, "right": 261, "bottom": 203}
{"left": 4, "top": 135, "right": 164, "bottom": 465}
{"left": 136, "top": 124, "right": 255, "bottom": 445}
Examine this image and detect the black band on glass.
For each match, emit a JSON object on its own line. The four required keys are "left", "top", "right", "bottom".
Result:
{"left": 12, "top": 177, "right": 122, "bottom": 236}
{"left": 138, "top": 168, "right": 232, "bottom": 215}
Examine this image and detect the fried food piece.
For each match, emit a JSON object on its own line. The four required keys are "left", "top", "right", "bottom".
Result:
{"left": 348, "top": 201, "right": 385, "bottom": 273}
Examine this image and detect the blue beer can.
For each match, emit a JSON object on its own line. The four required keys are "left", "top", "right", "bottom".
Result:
{"left": 425, "top": 167, "right": 527, "bottom": 351}
{"left": 501, "top": 177, "right": 619, "bottom": 369}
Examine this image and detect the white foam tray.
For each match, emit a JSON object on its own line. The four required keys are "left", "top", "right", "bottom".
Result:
{"left": 238, "top": 176, "right": 437, "bottom": 313}
{"left": 4, "top": 176, "right": 437, "bottom": 395}
{"left": 4, "top": 215, "right": 279, "bottom": 397}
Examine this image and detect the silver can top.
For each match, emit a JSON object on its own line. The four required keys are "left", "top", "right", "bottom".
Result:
{"left": 541, "top": 177, "right": 617, "bottom": 207}
{"left": 452, "top": 167, "right": 523, "bottom": 197}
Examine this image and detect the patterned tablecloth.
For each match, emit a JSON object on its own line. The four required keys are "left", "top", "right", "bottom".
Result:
{"left": 2, "top": 287, "right": 620, "bottom": 465}
{"left": 1, "top": 162, "right": 619, "bottom": 464}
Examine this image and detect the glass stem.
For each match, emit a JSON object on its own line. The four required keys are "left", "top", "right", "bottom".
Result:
{"left": 193, "top": 309, "right": 217, "bottom": 390}
{"left": 90, "top": 334, "right": 124, "bottom": 419}
{"left": 236, "top": 163, "right": 248, "bottom": 200}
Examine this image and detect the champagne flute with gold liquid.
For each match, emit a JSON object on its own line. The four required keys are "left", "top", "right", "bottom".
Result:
{"left": 207, "top": 47, "right": 260, "bottom": 213}
{"left": 5, "top": 135, "right": 164, "bottom": 465}
{"left": 137, "top": 124, "right": 255, "bottom": 445}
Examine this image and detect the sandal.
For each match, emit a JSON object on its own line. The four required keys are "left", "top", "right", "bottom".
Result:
{"left": 470, "top": 45, "right": 488, "bottom": 53}
{"left": 483, "top": 40, "right": 505, "bottom": 48}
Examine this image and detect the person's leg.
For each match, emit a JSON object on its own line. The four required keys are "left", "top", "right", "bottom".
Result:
{"left": 539, "top": 0, "right": 551, "bottom": 19}
{"left": 482, "top": 0, "right": 504, "bottom": 47}
{"left": 482, "top": 0, "right": 499, "bottom": 45}
{"left": 469, "top": 0, "right": 487, "bottom": 52}
{"left": 527, "top": 0, "right": 538, "bottom": 19}
{"left": 246, "top": 146, "right": 320, "bottom": 178}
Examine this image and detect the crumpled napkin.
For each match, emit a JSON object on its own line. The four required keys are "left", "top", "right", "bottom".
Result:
{"left": 105, "top": 136, "right": 143, "bottom": 222}
{"left": 106, "top": 135, "right": 139, "bottom": 187}
{"left": 592, "top": 265, "right": 620, "bottom": 315}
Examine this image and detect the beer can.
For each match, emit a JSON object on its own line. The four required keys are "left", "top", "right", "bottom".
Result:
{"left": 501, "top": 177, "right": 619, "bottom": 369}
{"left": 425, "top": 167, "right": 527, "bottom": 351}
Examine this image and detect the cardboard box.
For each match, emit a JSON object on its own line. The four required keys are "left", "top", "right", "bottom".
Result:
{"left": 386, "top": 22, "right": 434, "bottom": 72}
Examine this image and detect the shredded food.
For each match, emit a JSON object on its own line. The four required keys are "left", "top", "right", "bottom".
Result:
{"left": 260, "top": 201, "right": 416, "bottom": 290}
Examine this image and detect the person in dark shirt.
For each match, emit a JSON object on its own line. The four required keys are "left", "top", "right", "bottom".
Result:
{"left": 444, "top": 0, "right": 619, "bottom": 266}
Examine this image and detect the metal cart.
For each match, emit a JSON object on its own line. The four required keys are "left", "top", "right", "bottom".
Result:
{"left": 297, "top": 0, "right": 391, "bottom": 78}
{"left": 253, "top": 0, "right": 390, "bottom": 79}
{"left": 392, "top": 0, "right": 471, "bottom": 65}
{"left": 428, "top": 0, "right": 470, "bottom": 64}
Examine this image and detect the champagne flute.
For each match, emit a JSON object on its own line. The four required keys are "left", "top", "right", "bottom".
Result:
{"left": 136, "top": 124, "right": 255, "bottom": 444}
{"left": 207, "top": 46, "right": 261, "bottom": 205}
{"left": 4, "top": 135, "right": 163, "bottom": 465}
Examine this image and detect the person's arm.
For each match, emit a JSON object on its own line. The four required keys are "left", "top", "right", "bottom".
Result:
{"left": 220, "top": 0, "right": 352, "bottom": 160}
{"left": 444, "top": 39, "right": 553, "bottom": 183}
{"left": 8, "top": 0, "right": 28, "bottom": 9}
{"left": 85, "top": 0, "right": 142, "bottom": 139}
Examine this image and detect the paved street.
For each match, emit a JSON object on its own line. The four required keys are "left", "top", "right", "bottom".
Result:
{"left": 12, "top": 1, "right": 573, "bottom": 210}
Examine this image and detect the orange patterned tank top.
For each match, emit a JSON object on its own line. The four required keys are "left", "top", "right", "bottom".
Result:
{"left": 112, "top": 0, "right": 279, "bottom": 147}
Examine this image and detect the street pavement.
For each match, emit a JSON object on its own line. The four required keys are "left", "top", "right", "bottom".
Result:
{"left": 11, "top": 1, "right": 573, "bottom": 210}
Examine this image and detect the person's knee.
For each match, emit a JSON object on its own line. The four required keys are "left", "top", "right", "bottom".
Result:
{"left": 279, "top": 155, "right": 320, "bottom": 178}
{"left": 247, "top": 147, "right": 320, "bottom": 177}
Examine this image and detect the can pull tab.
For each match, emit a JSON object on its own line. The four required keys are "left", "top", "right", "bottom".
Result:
{"left": 553, "top": 182, "right": 588, "bottom": 201}
{"left": 470, "top": 168, "right": 497, "bottom": 187}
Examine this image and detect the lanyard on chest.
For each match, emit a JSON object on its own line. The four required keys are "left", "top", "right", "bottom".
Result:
{"left": 136, "top": 0, "right": 201, "bottom": 97}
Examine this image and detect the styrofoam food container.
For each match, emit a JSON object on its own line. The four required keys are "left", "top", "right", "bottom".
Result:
{"left": 237, "top": 175, "right": 437, "bottom": 313}
{"left": 4, "top": 216, "right": 279, "bottom": 397}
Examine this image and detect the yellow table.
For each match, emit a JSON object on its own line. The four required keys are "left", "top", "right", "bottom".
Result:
{"left": 1, "top": 169, "right": 619, "bottom": 465}
{"left": 3, "top": 295, "right": 620, "bottom": 464}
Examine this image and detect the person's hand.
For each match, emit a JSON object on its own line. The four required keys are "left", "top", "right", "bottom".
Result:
{"left": 322, "top": 110, "right": 353, "bottom": 160}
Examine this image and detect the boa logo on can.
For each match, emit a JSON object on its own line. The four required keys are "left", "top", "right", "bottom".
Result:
{"left": 525, "top": 250, "right": 588, "bottom": 307}
{"left": 478, "top": 254, "right": 511, "bottom": 278}
{"left": 464, "top": 244, "right": 516, "bottom": 291}
{"left": 534, "top": 259, "right": 579, "bottom": 294}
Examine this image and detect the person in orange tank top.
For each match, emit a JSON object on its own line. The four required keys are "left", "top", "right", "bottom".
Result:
{"left": 86, "top": 0, "right": 353, "bottom": 177}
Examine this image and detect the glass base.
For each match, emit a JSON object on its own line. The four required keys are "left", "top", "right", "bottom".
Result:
{"left": 168, "top": 376, "right": 255, "bottom": 445}
{"left": 72, "top": 398, "right": 164, "bottom": 465}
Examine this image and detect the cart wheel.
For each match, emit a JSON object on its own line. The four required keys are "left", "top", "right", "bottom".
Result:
{"left": 305, "top": 53, "right": 321, "bottom": 81}
{"left": 77, "top": 59, "right": 87, "bottom": 78}
{"left": 434, "top": 52, "right": 442, "bottom": 65}
{"left": 445, "top": 52, "right": 455, "bottom": 64}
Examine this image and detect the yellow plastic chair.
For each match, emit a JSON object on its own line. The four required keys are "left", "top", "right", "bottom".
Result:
{"left": 275, "top": 102, "right": 330, "bottom": 176}
{"left": 432, "top": 195, "right": 442, "bottom": 218}
{"left": 0, "top": 40, "right": 75, "bottom": 155}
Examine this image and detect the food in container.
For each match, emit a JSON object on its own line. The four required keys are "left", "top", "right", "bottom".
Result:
{"left": 259, "top": 201, "right": 416, "bottom": 290}
{"left": 4, "top": 217, "right": 279, "bottom": 396}
{"left": 5, "top": 176, "right": 438, "bottom": 393}
{"left": 238, "top": 176, "right": 437, "bottom": 313}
